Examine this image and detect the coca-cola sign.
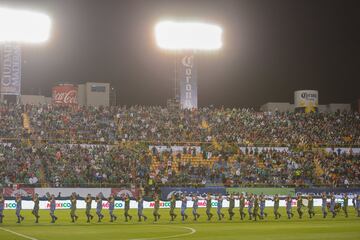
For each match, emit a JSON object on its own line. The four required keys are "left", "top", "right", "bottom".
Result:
{"left": 52, "top": 85, "right": 78, "bottom": 105}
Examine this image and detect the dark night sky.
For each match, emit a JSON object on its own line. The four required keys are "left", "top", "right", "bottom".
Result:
{"left": 1, "top": 0, "right": 359, "bottom": 108}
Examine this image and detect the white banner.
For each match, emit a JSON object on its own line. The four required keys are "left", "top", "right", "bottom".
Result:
{"left": 0, "top": 43, "right": 21, "bottom": 95}
{"left": 35, "top": 188, "right": 111, "bottom": 198}
{"left": 3, "top": 199, "right": 352, "bottom": 210}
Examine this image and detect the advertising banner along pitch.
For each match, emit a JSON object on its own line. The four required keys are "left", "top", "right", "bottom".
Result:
{"left": 0, "top": 43, "right": 21, "bottom": 95}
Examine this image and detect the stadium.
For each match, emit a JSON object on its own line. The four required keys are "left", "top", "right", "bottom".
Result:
{"left": 0, "top": 0, "right": 359, "bottom": 240}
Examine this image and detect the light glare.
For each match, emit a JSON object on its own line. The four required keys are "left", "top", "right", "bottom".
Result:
{"left": 155, "top": 21, "right": 222, "bottom": 50}
{"left": 0, "top": 7, "right": 51, "bottom": 43}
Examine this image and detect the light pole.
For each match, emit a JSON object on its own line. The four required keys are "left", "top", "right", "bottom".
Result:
{"left": 0, "top": 7, "right": 51, "bottom": 103}
{"left": 155, "top": 21, "right": 222, "bottom": 109}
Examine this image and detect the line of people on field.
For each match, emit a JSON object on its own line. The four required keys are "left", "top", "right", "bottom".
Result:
{"left": 0, "top": 192, "right": 359, "bottom": 224}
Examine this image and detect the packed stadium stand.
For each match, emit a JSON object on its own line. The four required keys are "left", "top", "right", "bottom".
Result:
{"left": 0, "top": 103, "right": 359, "bottom": 190}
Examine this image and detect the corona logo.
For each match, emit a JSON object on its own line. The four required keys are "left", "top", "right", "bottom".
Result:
{"left": 182, "top": 56, "right": 194, "bottom": 68}
{"left": 182, "top": 55, "right": 194, "bottom": 108}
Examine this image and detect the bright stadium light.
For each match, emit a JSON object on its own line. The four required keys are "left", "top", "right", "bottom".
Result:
{"left": 155, "top": 21, "right": 222, "bottom": 50}
{"left": 0, "top": 7, "right": 51, "bottom": 43}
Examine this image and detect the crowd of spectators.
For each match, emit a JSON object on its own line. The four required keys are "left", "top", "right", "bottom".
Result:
{"left": 149, "top": 147, "right": 360, "bottom": 188}
{"left": 1, "top": 103, "right": 359, "bottom": 146}
{"left": 0, "top": 103, "right": 359, "bottom": 188}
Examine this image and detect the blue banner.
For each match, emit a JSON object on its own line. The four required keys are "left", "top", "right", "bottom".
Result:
{"left": 295, "top": 187, "right": 360, "bottom": 196}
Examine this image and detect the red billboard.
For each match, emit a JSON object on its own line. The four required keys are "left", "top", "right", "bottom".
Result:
{"left": 52, "top": 84, "right": 78, "bottom": 105}
{"left": 3, "top": 187, "right": 34, "bottom": 197}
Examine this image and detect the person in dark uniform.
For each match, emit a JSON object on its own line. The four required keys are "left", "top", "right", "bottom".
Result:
{"left": 253, "top": 194, "right": 261, "bottom": 221}
{"left": 273, "top": 194, "right": 281, "bottom": 219}
{"left": 228, "top": 193, "right": 235, "bottom": 220}
{"left": 48, "top": 194, "right": 57, "bottom": 223}
{"left": 286, "top": 195, "right": 294, "bottom": 219}
{"left": 15, "top": 194, "right": 24, "bottom": 223}
{"left": 356, "top": 194, "right": 360, "bottom": 217}
{"left": 108, "top": 194, "right": 117, "bottom": 222}
{"left": 321, "top": 192, "right": 328, "bottom": 218}
{"left": 32, "top": 193, "right": 40, "bottom": 223}
{"left": 247, "top": 193, "right": 254, "bottom": 220}
{"left": 70, "top": 192, "right": 79, "bottom": 222}
{"left": 180, "top": 194, "right": 188, "bottom": 222}
{"left": 169, "top": 194, "right": 177, "bottom": 221}
{"left": 192, "top": 194, "right": 200, "bottom": 221}
{"left": 206, "top": 193, "right": 213, "bottom": 221}
{"left": 137, "top": 195, "right": 147, "bottom": 222}
{"left": 259, "top": 193, "right": 267, "bottom": 219}
{"left": 329, "top": 192, "right": 337, "bottom": 218}
{"left": 307, "top": 194, "right": 315, "bottom": 218}
{"left": 217, "top": 194, "right": 225, "bottom": 220}
{"left": 85, "top": 194, "right": 94, "bottom": 223}
{"left": 95, "top": 193, "right": 104, "bottom": 222}
{"left": 153, "top": 194, "right": 161, "bottom": 222}
{"left": 123, "top": 194, "right": 132, "bottom": 222}
{"left": 238, "top": 193, "right": 246, "bottom": 220}
{"left": 296, "top": 194, "right": 304, "bottom": 219}
{"left": 0, "top": 193, "right": 5, "bottom": 223}
{"left": 342, "top": 193, "right": 348, "bottom": 218}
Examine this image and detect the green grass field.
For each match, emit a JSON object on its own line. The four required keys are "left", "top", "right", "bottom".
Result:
{"left": 0, "top": 207, "right": 359, "bottom": 240}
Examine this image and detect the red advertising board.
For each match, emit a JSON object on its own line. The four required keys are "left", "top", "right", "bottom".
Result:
{"left": 3, "top": 187, "right": 35, "bottom": 197}
{"left": 52, "top": 84, "right": 78, "bottom": 105}
{"left": 111, "top": 188, "right": 139, "bottom": 198}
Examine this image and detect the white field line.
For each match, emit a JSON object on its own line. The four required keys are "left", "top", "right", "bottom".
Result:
{"left": 0, "top": 227, "right": 39, "bottom": 240}
{"left": 129, "top": 226, "right": 196, "bottom": 240}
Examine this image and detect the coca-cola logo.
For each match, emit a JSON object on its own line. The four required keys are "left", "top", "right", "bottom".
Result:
{"left": 53, "top": 89, "right": 78, "bottom": 104}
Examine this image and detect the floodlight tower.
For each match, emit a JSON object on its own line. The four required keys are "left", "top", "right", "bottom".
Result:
{"left": 155, "top": 21, "right": 222, "bottom": 109}
{"left": 0, "top": 7, "right": 51, "bottom": 102}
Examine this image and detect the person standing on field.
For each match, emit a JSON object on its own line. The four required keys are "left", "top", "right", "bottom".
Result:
{"left": 259, "top": 193, "right": 267, "bottom": 219}
{"left": 307, "top": 194, "right": 315, "bottom": 218}
{"left": 0, "top": 193, "right": 4, "bottom": 223}
{"left": 206, "top": 193, "right": 213, "bottom": 221}
{"left": 123, "top": 194, "right": 132, "bottom": 222}
{"left": 48, "top": 194, "right": 58, "bottom": 223}
{"left": 217, "top": 193, "right": 225, "bottom": 221}
{"left": 180, "top": 194, "right": 188, "bottom": 222}
{"left": 32, "top": 193, "right": 40, "bottom": 223}
{"left": 153, "top": 194, "right": 161, "bottom": 222}
{"left": 137, "top": 195, "right": 147, "bottom": 222}
{"left": 329, "top": 192, "right": 337, "bottom": 218}
{"left": 96, "top": 193, "right": 104, "bottom": 222}
{"left": 15, "top": 194, "right": 24, "bottom": 224}
{"left": 70, "top": 192, "right": 79, "bottom": 222}
{"left": 239, "top": 193, "right": 246, "bottom": 220}
{"left": 192, "top": 194, "right": 200, "bottom": 221}
{"left": 85, "top": 194, "right": 94, "bottom": 223}
{"left": 273, "top": 194, "right": 281, "bottom": 219}
{"left": 321, "top": 192, "right": 328, "bottom": 218}
{"left": 286, "top": 195, "right": 294, "bottom": 219}
{"left": 342, "top": 193, "right": 348, "bottom": 218}
{"left": 108, "top": 194, "right": 117, "bottom": 222}
{"left": 296, "top": 194, "right": 304, "bottom": 219}
{"left": 247, "top": 193, "right": 254, "bottom": 220}
{"left": 228, "top": 193, "right": 235, "bottom": 220}
{"left": 169, "top": 194, "right": 177, "bottom": 221}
